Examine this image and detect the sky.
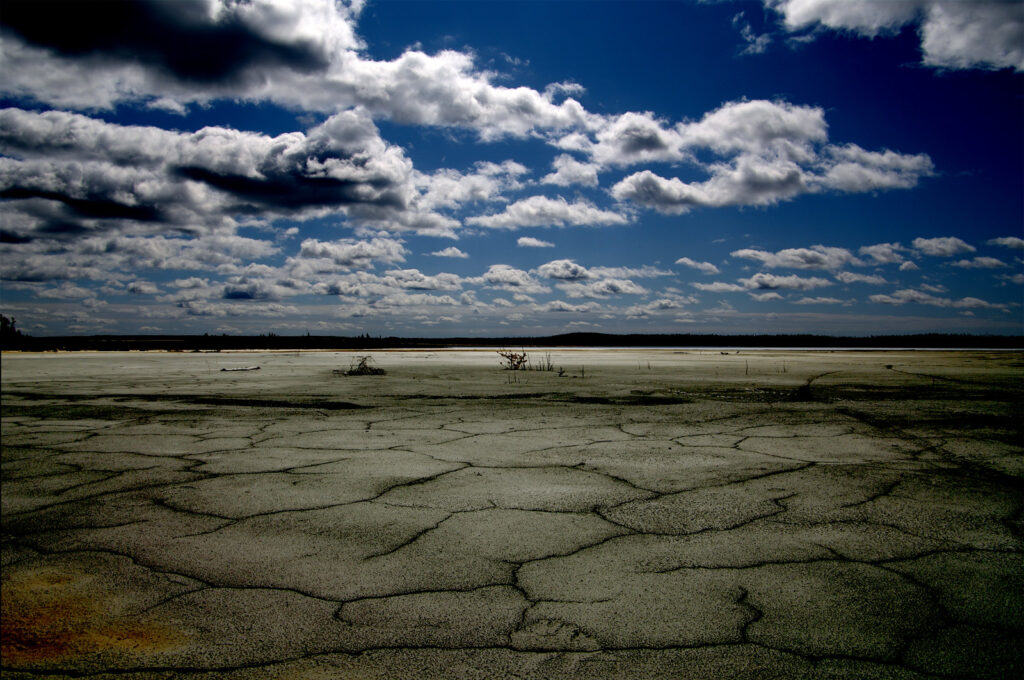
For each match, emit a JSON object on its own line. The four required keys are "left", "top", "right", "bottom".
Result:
{"left": 0, "top": 0, "right": 1022, "bottom": 337}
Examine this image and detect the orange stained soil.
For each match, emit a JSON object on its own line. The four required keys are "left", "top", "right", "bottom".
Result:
{"left": 1, "top": 564, "right": 185, "bottom": 665}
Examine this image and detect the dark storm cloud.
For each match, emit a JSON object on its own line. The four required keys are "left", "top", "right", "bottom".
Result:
{"left": 174, "top": 165, "right": 406, "bottom": 211}
{"left": 0, "top": 108, "right": 422, "bottom": 242}
{"left": 0, "top": 0, "right": 328, "bottom": 84}
{"left": 0, "top": 186, "right": 162, "bottom": 222}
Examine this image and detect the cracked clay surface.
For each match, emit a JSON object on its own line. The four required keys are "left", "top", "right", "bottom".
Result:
{"left": 2, "top": 349, "right": 1022, "bottom": 679}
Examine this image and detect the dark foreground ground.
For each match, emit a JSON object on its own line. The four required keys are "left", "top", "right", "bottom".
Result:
{"left": 2, "top": 350, "right": 1022, "bottom": 679}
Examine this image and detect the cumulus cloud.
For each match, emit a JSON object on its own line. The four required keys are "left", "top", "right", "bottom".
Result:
{"left": 948, "top": 256, "right": 1007, "bottom": 269}
{"left": 913, "top": 236, "right": 976, "bottom": 256}
{"left": 537, "top": 300, "right": 591, "bottom": 313}
{"left": 834, "top": 271, "right": 888, "bottom": 285}
{"left": 536, "top": 259, "right": 592, "bottom": 280}
{"left": 558, "top": 279, "right": 647, "bottom": 299}
{"left": 588, "top": 265, "right": 673, "bottom": 279}
{"left": 870, "top": 288, "right": 1007, "bottom": 309}
{"left": 988, "top": 236, "right": 1024, "bottom": 250}
{"left": 765, "top": 0, "right": 1023, "bottom": 72}
{"left": 859, "top": 242, "right": 907, "bottom": 264}
{"left": 732, "top": 245, "right": 863, "bottom": 270}
{"left": 740, "top": 272, "right": 833, "bottom": 290}
{"left": 818, "top": 145, "right": 934, "bottom": 193}
{"left": 0, "top": 1, "right": 596, "bottom": 140}
{"left": 0, "top": 107, "right": 436, "bottom": 242}
{"left": 429, "top": 246, "right": 469, "bottom": 258}
{"left": 475, "top": 264, "right": 550, "bottom": 293}
{"left": 792, "top": 296, "right": 844, "bottom": 305}
{"left": 693, "top": 281, "right": 748, "bottom": 293}
{"left": 383, "top": 269, "right": 462, "bottom": 291}
{"left": 298, "top": 237, "right": 407, "bottom": 269}
{"left": 624, "top": 298, "right": 691, "bottom": 318}
{"left": 517, "top": 236, "right": 555, "bottom": 248}
{"left": 609, "top": 102, "right": 931, "bottom": 213}
{"left": 466, "top": 196, "right": 629, "bottom": 230}
{"left": 541, "top": 154, "right": 600, "bottom": 187}
{"left": 127, "top": 280, "right": 161, "bottom": 295}
{"left": 416, "top": 161, "right": 525, "bottom": 211}
{"left": 675, "top": 256, "right": 720, "bottom": 274}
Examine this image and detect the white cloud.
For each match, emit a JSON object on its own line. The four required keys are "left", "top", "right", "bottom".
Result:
{"left": 731, "top": 245, "right": 863, "bottom": 270}
{"left": 127, "top": 280, "right": 161, "bottom": 295}
{"left": 988, "top": 236, "right": 1024, "bottom": 250}
{"left": 37, "top": 282, "right": 93, "bottom": 299}
{"left": 558, "top": 279, "right": 647, "bottom": 299}
{"left": 899, "top": 261, "right": 920, "bottom": 271}
{"left": 734, "top": 12, "right": 773, "bottom": 56}
{"left": 693, "top": 281, "right": 748, "bottom": 293}
{"left": 541, "top": 154, "right": 600, "bottom": 187}
{"left": 541, "top": 300, "right": 599, "bottom": 313}
{"left": 675, "top": 257, "right": 720, "bottom": 275}
{"left": 919, "top": 2, "right": 1024, "bottom": 71}
{"left": 516, "top": 237, "right": 555, "bottom": 248}
{"left": 298, "top": 237, "right": 407, "bottom": 269}
{"left": 466, "top": 196, "right": 629, "bottom": 230}
{"left": 739, "top": 273, "right": 833, "bottom": 290}
{"left": 590, "top": 111, "right": 688, "bottom": 167}
{"left": 429, "top": 246, "right": 469, "bottom": 259}
{"left": 792, "top": 296, "right": 844, "bottom": 305}
{"left": 476, "top": 264, "right": 550, "bottom": 294}
{"left": 859, "top": 242, "right": 907, "bottom": 264}
{"left": 870, "top": 288, "right": 1007, "bottom": 310}
{"left": 383, "top": 269, "right": 462, "bottom": 291}
{"left": 949, "top": 257, "right": 1007, "bottom": 269}
{"left": 609, "top": 102, "right": 930, "bottom": 214}
{"left": 765, "top": 0, "right": 1023, "bottom": 72}
{"left": 818, "top": 144, "right": 934, "bottom": 193}
{"left": 834, "top": 271, "right": 888, "bottom": 285}
{"left": 588, "top": 265, "right": 674, "bottom": 279}
{"left": 913, "top": 236, "right": 976, "bottom": 256}
{"left": 749, "top": 292, "right": 784, "bottom": 301}
{"left": 536, "top": 259, "right": 592, "bottom": 280}
{"left": 416, "top": 161, "right": 525, "bottom": 211}
{"left": 624, "top": 298, "right": 690, "bottom": 318}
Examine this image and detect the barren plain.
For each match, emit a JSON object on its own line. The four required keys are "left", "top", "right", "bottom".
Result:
{"left": 2, "top": 349, "right": 1022, "bottom": 679}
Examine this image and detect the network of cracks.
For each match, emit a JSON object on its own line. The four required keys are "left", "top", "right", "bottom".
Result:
{"left": 2, "top": 380, "right": 1022, "bottom": 679}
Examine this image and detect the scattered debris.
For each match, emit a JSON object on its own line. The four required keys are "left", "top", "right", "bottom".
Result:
{"left": 220, "top": 366, "right": 260, "bottom": 372}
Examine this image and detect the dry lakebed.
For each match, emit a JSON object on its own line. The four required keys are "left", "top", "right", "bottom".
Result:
{"left": 2, "top": 349, "right": 1022, "bottom": 679}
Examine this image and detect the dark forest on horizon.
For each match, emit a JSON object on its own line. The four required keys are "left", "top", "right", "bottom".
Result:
{"left": 1, "top": 328, "right": 1021, "bottom": 353}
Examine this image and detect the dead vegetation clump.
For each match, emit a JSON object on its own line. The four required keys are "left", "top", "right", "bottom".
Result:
{"left": 336, "top": 355, "right": 386, "bottom": 376}
{"left": 498, "top": 350, "right": 529, "bottom": 370}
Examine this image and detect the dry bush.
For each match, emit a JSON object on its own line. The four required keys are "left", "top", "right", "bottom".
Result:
{"left": 343, "top": 355, "right": 386, "bottom": 376}
{"left": 498, "top": 349, "right": 529, "bottom": 370}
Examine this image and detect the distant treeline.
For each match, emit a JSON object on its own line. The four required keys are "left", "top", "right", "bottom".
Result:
{"left": 2, "top": 331, "right": 1022, "bottom": 351}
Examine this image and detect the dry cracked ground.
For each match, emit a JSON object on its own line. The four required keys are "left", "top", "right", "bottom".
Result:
{"left": 1, "top": 349, "right": 1022, "bottom": 679}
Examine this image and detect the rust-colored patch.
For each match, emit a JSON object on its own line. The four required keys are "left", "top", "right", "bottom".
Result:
{"left": 1, "top": 564, "right": 184, "bottom": 665}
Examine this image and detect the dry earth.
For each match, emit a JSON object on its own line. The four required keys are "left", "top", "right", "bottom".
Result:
{"left": 1, "top": 349, "right": 1022, "bottom": 679}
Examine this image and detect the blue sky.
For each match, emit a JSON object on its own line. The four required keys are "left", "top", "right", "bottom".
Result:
{"left": 1, "top": 0, "right": 1021, "bottom": 337}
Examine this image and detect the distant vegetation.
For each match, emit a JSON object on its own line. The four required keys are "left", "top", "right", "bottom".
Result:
{"left": 0, "top": 329, "right": 1021, "bottom": 351}
{"left": 0, "top": 314, "right": 25, "bottom": 347}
